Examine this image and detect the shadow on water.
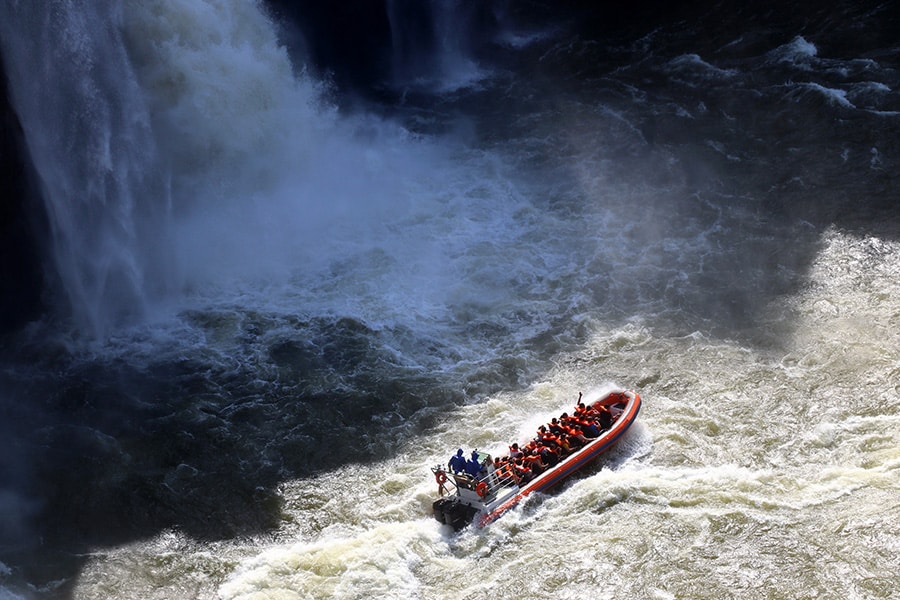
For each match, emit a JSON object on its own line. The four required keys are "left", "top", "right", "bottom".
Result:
{"left": 0, "top": 314, "right": 498, "bottom": 598}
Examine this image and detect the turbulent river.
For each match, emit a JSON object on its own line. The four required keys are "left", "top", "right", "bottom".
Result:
{"left": 0, "top": 1, "right": 898, "bottom": 599}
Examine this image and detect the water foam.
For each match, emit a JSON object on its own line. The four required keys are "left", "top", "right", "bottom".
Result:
{"left": 218, "top": 521, "right": 440, "bottom": 599}
{"left": 767, "top": 36, "right": 818, "bottom": 68}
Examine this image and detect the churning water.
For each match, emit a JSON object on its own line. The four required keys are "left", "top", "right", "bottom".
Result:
{"left": 0, "top": 1, "right": 897, "bottom": 598}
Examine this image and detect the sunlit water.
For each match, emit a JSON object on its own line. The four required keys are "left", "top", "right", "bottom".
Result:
{"left": 0, "top": 1, "right": 898, "bottom": 598}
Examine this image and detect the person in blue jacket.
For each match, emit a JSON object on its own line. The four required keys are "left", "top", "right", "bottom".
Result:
{"left": 448, "top": 448, "right": 466, "bottom": 474}
{"left": 465, "top": 450, "right": 484, "bottom": 478}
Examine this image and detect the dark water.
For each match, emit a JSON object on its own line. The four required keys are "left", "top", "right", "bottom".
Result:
{"left": 1, "top": 1, "right": 898, "bottom": 598}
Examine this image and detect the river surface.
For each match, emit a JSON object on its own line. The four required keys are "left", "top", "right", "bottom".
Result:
{"left": 0, "top": 1, "right": 898, "bottom": 598}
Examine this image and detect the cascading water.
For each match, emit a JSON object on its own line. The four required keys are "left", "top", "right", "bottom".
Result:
{"left": 0, "top": 0, "right": 172, "bottom": 338}
{"left": 386, "top": 0, "right": 490, "bottom": 91}
{"left": 1, "top": 0, "right": 498, "bottom": 341}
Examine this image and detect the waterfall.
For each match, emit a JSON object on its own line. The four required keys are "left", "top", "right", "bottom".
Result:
{"left": 0, "top": 0, "right": 337, "bottom": 339}
{"left": 386, "top": 0, "right": 490, "bottom": 91}
{"left": 0, "top": 0, "right": 171, "bottom": 338}
{"left": 0, "top": 0, "right": 466, "bottom": 340}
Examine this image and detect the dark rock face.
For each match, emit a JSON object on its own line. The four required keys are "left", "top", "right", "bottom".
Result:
{"left": 266, "top": 0, "right": 394, "bottom": 90}
{"left": 0, "top": 57, "right": 46, "bottom": 334}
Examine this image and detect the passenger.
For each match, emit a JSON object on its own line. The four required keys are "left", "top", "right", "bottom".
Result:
{"left": 571, "top": 413, "right": 600, "bottom": 438}
{"left": 522, "top": 449, "right": 545, "bottom": 475}
{"left": 465, "top": 450, "right": 484, "bottom": 478}
{"left": 508, "top": 443, "right": 523, "bottom": 460}
{"left": 576, "top": 401, "right": 600, "bottom": 418}
{"left": 556, "top": 434, "right": 574, "bottom": 454}
{"left": 560, "top": 413, "right": 589, "bottom": 445}
{"left": 448, "top": 448, "right": 467, "bottom": 474}
{"left": 496, "top": 458, "right": 517, "bottom": 485}
{"left": 575, "top": 392, "right": 591, "bottom": 414}
{"left": 595, "top": 404, "right": 613, "bottom": 430}
{"left": 548, "top": 418, "right": 565, "bottom": 436}
{"left": 539, "top": 443, "right": 559, "bottom": 467}
{"left": 580, "top": 420, "right": 601, "bottom": 438}
{"left": 537, "top": 427, "right": 561, "bottom": 449}
{"left": 512, "top": 458, "right": 533, "bottom": 484}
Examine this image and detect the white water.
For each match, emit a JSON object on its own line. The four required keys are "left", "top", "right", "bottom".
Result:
{"left": 69, "top": 225, "right": 900, "bottom": 596}
{"left": 1, "top": 1, "right": 898, "bottom": 599}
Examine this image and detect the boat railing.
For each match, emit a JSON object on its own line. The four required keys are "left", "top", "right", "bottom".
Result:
{"left": 432, "top": 457, "right": 520, "bottom": 504}
{"left": 431, "top": 465, "right": 458, "bottom": 497}
{"left": 482, "top": 473, "right": 519, "bottom": 502}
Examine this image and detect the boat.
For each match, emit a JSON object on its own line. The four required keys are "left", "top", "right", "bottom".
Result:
{"left": 430, "top": 389, "right": 641, "bottom": 530}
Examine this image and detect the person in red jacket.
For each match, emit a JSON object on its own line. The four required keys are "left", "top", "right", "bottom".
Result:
{"left": 511, "top": 458, "right": 533, "bottom": 484}
{"left": 521, "top": 449, "right": 546, "bottom": 475}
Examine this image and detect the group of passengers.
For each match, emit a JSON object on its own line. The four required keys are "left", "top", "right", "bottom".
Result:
{"left": 447, "top": 393, "right": 624, "bottom": 490}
